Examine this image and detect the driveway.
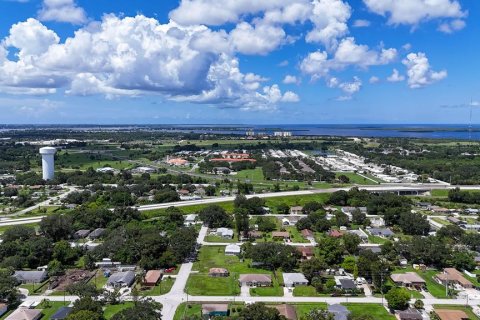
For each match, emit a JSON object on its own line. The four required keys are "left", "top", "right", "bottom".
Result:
{"left": 241, "top": 285, "right": 250, "bottom": 298}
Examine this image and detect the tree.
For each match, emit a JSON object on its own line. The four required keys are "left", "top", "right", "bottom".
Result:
{"left": 1, "top": 225, "right": 35, "bottom": 242}
{"left": 243, "top": 242, "right": 299, "bottom": 271}
{"left": 385, "top": 287, "right": 410, "bottom": 310}
{"left": 198, "top": 205, "right": 231, "bottom": 228}
{"left": 48, "top": 259, "right": 65, "bottom": 276}
{"left": 234, "top": 208, "right": 250, "bottom": 238}
{"left": 414, "top": 299, "right": 424, "bottom": 309}
{"left": 342, "top": 256, "right": 357, "bottom": 273}
{"left": 450, "top": 250, "right": 475, "bottom": 271}
{"left": 240, "top": 302, "right": 285, "bottom": 320}
{"left": 276, "top": 203, "right": 290, "bottom": 215}
{"left": 343, "top": 233, "right": 361, "bottom": 255}
{"left": 164, "top": 207, "right": 184, "bottom": 227}
{"left": 40, "top": 214, "right": 73, "bottom": 241}
{"left": 301, "top": 257, "right": 326, "bottom": 281}
{"left": 302, "top": 309, "right": 335, "bottom": 320}
{"left": 256, "top": 217, "right": 277, "bottom": 232}
{"left": 53, "top": 240, "right": 79, "bottom": 265}
{"left": 169, "top": 227, "right": 198, "bottom": 263}
{"left": 318, "top": 237, "right": 344, "bottom": 265}
{"left": 302, "top": 201, "right": 323, "bottom": 214}
{"left": 71, "top": 296, "right": 104, "bottom": 316}
{"left": 337, "top": 175, "right": 350, "bottom": 184}
{"left": 334, "top": 211, "right": 349, "bottom": 227}
{"left": 67, "top": 310, "right": 104, "bottom": 320}
{"left": 351, "top": 209, "right": 367, "bottom": 225}
{"left": 111, "top": 299, "right": 162, "bottom": 320}
{"left": 153, "top": 189, "right": 179, "bottom": 203}
{"left": 66, "top": 282, "right": 101, "bottom": 298}
{"left": 0, "top": 269, "right": 18, "bottom": 304}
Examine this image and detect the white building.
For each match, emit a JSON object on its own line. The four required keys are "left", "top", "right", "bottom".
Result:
{"left": 39, "top": 147, "right": 56, "bottom": 180}
{"left": 225, "top": 244, "right": 241, "bottom": 256}
{"left": 283, "top": 273, "right": 308, "bottom": 287}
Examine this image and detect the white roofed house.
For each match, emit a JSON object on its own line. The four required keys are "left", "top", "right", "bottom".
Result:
{"left": 216, "top": 227, "right": 234, "bottom": 239}
{"left": 283, "top": 273, "right": 309, "bottom": 287}
{"left": 184, "top": 214, "right": 197, "bottom": 226}
{"left": 225, "top": 244, "right": 241, "bottom": 256}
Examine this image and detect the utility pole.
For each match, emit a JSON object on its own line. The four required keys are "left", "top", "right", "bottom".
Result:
{"left": 380, "top": 272, "right": 384, "bottom": 306}
{"left": 445, "top": 270, "right": 448, "bottom": 297}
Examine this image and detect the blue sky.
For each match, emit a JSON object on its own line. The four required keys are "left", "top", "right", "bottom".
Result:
{"left": 0, "top": 0, "right": 478, "bottom": 124}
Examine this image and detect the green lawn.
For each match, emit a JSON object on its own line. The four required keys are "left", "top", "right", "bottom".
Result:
{"left": 418, "top": 270, "right": 450, "bottom": 299}
{"left": 19, "top": 280, "right": 50, "bottom": 295}
{"left": 284, "top": 226, "right": 309, "bottom": 243}
{"left": 293, "top": 285, "right": 322, "bottom": 297}
{"left": 174, "top": 303, "right": 203, "bottom": 320}
{"left": 431, "top": 189, "right": 450, "bottom": 197}
{"left": 37, "top": 301, "right": 69, "bottom": 319}
{"left": 103, "top": 302, "right": 135, "bottom": 319}
{"left": 186, "top": 274, "right": 240, "bottom": 296}
{"left": 205, "top": 232, "right": 238, "bottom": 243}
{"left": 343, "top": 303, "right": 395, "bottom": 319}
{"left": 335, "top": 172, "right": 379, "bottom": 185}
{"left": 293, "top": 303, "right": 328, "bottom": 318}
{"left": 434, "top": 305, "right": 480, "bottom": 320}
{"left": 88, "top": 271, "right": 109, "bottom": 289}
{"left": 236, "top": 168, "right": 265, "bottom": 182}
{"left": 138, "top": 276, "right": 175, "bottom": 296}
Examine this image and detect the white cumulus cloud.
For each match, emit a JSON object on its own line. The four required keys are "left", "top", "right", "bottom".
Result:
{"left": 402, "top": 52, "right": 447, "bottom": 88}
{"left": 0, "top": 16, "right": 299, "bottom": 110}
{"left": 363, "top": 0, "right": 466, "bottom": 31}
{"left": 387, "top": 69, "right": 405, "bottom": 82}
{"left": 283, "top": 75, "right": 300, "bottom": 85}
{"left": 38, "top": 0, "right": 87, "bottom": 24}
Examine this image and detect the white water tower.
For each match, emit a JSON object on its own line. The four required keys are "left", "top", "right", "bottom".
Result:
{"left": 39, "top": 147, "right": 56, "bottom": 180}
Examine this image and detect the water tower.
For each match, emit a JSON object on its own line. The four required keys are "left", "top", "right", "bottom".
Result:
{"left": 39, "top": 147, "right": 56, "bottom": 180}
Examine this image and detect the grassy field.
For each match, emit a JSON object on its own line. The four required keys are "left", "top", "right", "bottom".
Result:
{"left": 173, "top": 303, "right": 202, "bottom": 320}
{"left": 431, "top": 189, "right": 450, "bottom": 197}
{"left": 293, "top": 303, "right": 328, "bottom": 318}
{"left": 343, "top": 303, "right": 395, "bottom": 319}
{"left": 88, "top": 271, "right": 109, "bottom": 289}
{"left": 433, "top": 305, "right": 480, "bottom": 319}
{"left": 186, "top": 274, "right": 240, "bottom": 296}
{"left": 418, "top": 270, "right": 449, "bottom": 298}
{"left": 249, "top": 274, "right": 283, "bottom": 296}
{"left": 293, "top": 285, "right": 322, "bottom": 297}
{"left": 335, "top": 172, "right": 379, "bottom": 185}
{"left": 103, "top": 302, "right": 135, "bottom": 319}
{"left": 142, "top": 193, "right": 331, "bottom": 218}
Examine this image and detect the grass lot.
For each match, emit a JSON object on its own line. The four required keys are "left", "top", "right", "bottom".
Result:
{"left": 88, "top": 271, "right": 109, "bottom": 289}
{"left": 20, "top": 280, "right": 50, "bottom": 295}
{"left": 236, "top": 168, "right": 265, "bottom": 182}
{"left": 187, "top": 274, "right": 240, "bottom": 296}
{"left": 433, "top": 305, "right": 480, "bottom": 320}
{"left": 143, "top": 193, "right": 331, "bottom": 218}
{"left": 37, "top": 301, "right": 69, "bottom": 319}
{"left": 103, "top": 302, "right": 135, "bottom": 319}
{"left": 293, "top": 285, "right": 322, "bottom": 297}
{"left": 138, "top": 276, "right": 175, "bottom": 296}
{"left": 0, "top": 223, "right": 39, "bottom": 234}
{"left": 205, "top": 232, "right": 239, "bottom": 243}
{"left": 249, "top": 276, "right": 283, "bottom": 297}
{"left": 173, "top": 303, "right": 202, "bottom": 320}
{"left": 431, "top": 189, "right": 450, "bottom": 197}
{"left": 293, "top": 303, "right": 328, "bottom": 318}
{"left": 343, "top": 303, "right": 395, "bottom": 319}
{"left": 335, "top": 172, "right": 379, "bottom": 185}
{"left": 367, "top": 235, "right": 390, "bottom": 244}
{"left": 418, "top": 270, "right": 449, "bottom": 298}
{"left": 432, "top": 217, "right": 450, "bottom": 225}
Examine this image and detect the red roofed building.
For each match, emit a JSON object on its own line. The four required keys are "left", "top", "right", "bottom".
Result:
{"left": 329, "top": 230, "right": 343, "bottom": 238}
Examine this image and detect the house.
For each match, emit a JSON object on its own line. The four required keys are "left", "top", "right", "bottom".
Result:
{"left": 88, "top": 228, "right": 106, "bottom": 240}
{"left": 167, "top": 158, "right": 189, "bottom": 166}
{"left": 283, "top": 273, "right": 308, "bottom": 287}
{"left": 184, "top": 214, "right": 197, "bottom": 226}
{"left": 272, "top": 231, "right": 290, "bottom": 240}
{"left": 289, "top": 206, "right": 303, "bottom": 215}
{"left": 178, "top": 189, "right": 190, "bottom": 196}
{"left": 239, "top": 274, "right": 272, "bottom": 287}
{"left": 247, "top": 231, "right": 263, "bottom": 239}
{"left": 50, "top": 307, "right": 72, "bottom": 320}
{"left": 209, "top": 268, "right": 229, "bottom": 277}
{"left": 13, "top": 270, "right": 48, "bottom": 284}
{"left": 434, "top": 309, "right": 469, "bottom": 320}
{"left": 328, "top": 304, "right": 350, "bottom": 320}
{"left": 143, "top": 270, "right": 162, "bottom": 287}
{"left": 367, "top": 228, "right": 394, "bottom": 238}
{"left": 216, "top": 228, "right": 234, "bottom": 239}
{"left": 225, "top": 244, "right": 241, "bottom": 256}
{"left": 213, "top": 167, "right": 231, "bottom": 175}
{"left": 0, "top": 304, "right": 7, "bottom": 317}
{"left": 397, "top": 308, "right": 422, "bottom": 320}
{"left": 447, "top": 217, "right": 462, "bottom": 225}
{"left": 417, "top": 202, "right": 432, "bottom": 209}
{"left": 297, "top": 246, "right": 314, "bottom": 260}
{"left": 202, "top": 304, "right": 229, "bottom": 318}
{"left": 272, "top": 304, "right": 297, "bottom": 320}
{"left": 435, "top": 268, "right": 472, "bottom": 289}
{"left": 369, "top": 216, "right": 385, "bottom": 228}
{"left": 301, "top": 229, "right": 314, "bottom": 240}
{"left": 329, "top": 230, "right": 343, "bottom": 238}
{"left": 107, "top": 271, "right": 136, "bottom": 288}
{"left": 5, "top": 308, "right": 42, "bottom": 320}
{"left": 347, "top": 229, "right": 368, "bottom": 241}
{"left": 390, "top": 272, "right": 426, "bottom": 289}
{"left": 74, "top": 229, "right": 90, "bottom": 239}
{"left": 359, "top": 243, "right": 382, "bottom": 254}
{"left": 335, "top": 277, "right": 356, "bottom": 291}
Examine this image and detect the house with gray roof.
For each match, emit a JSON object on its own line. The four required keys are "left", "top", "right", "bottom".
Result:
{"left": 51, "top": 307, "right": 72, "bottom": 320}
{"left": 367, "top": 227, "right": 394, "bottom": 238}
{"left": 107, "top": 271, "right": 135, "bottom": 288}
{"left": 88, "top": 228, "right": 106, "bottom": 240}
{"left": 13, "top": 270, "right": 48, "bottom": 284}
{"left": 283, "top": 273, "right": 308, "bottom": 287}
{"left": 74, "top": 230, "right": 90, "bottom": 239}
{"left": 328, "top": 304, "right": 350, "bottom": 320}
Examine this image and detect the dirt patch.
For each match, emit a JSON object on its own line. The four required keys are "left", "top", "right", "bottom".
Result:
{"left": 50, "top": 269, "right": 96, "bottom": 290}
